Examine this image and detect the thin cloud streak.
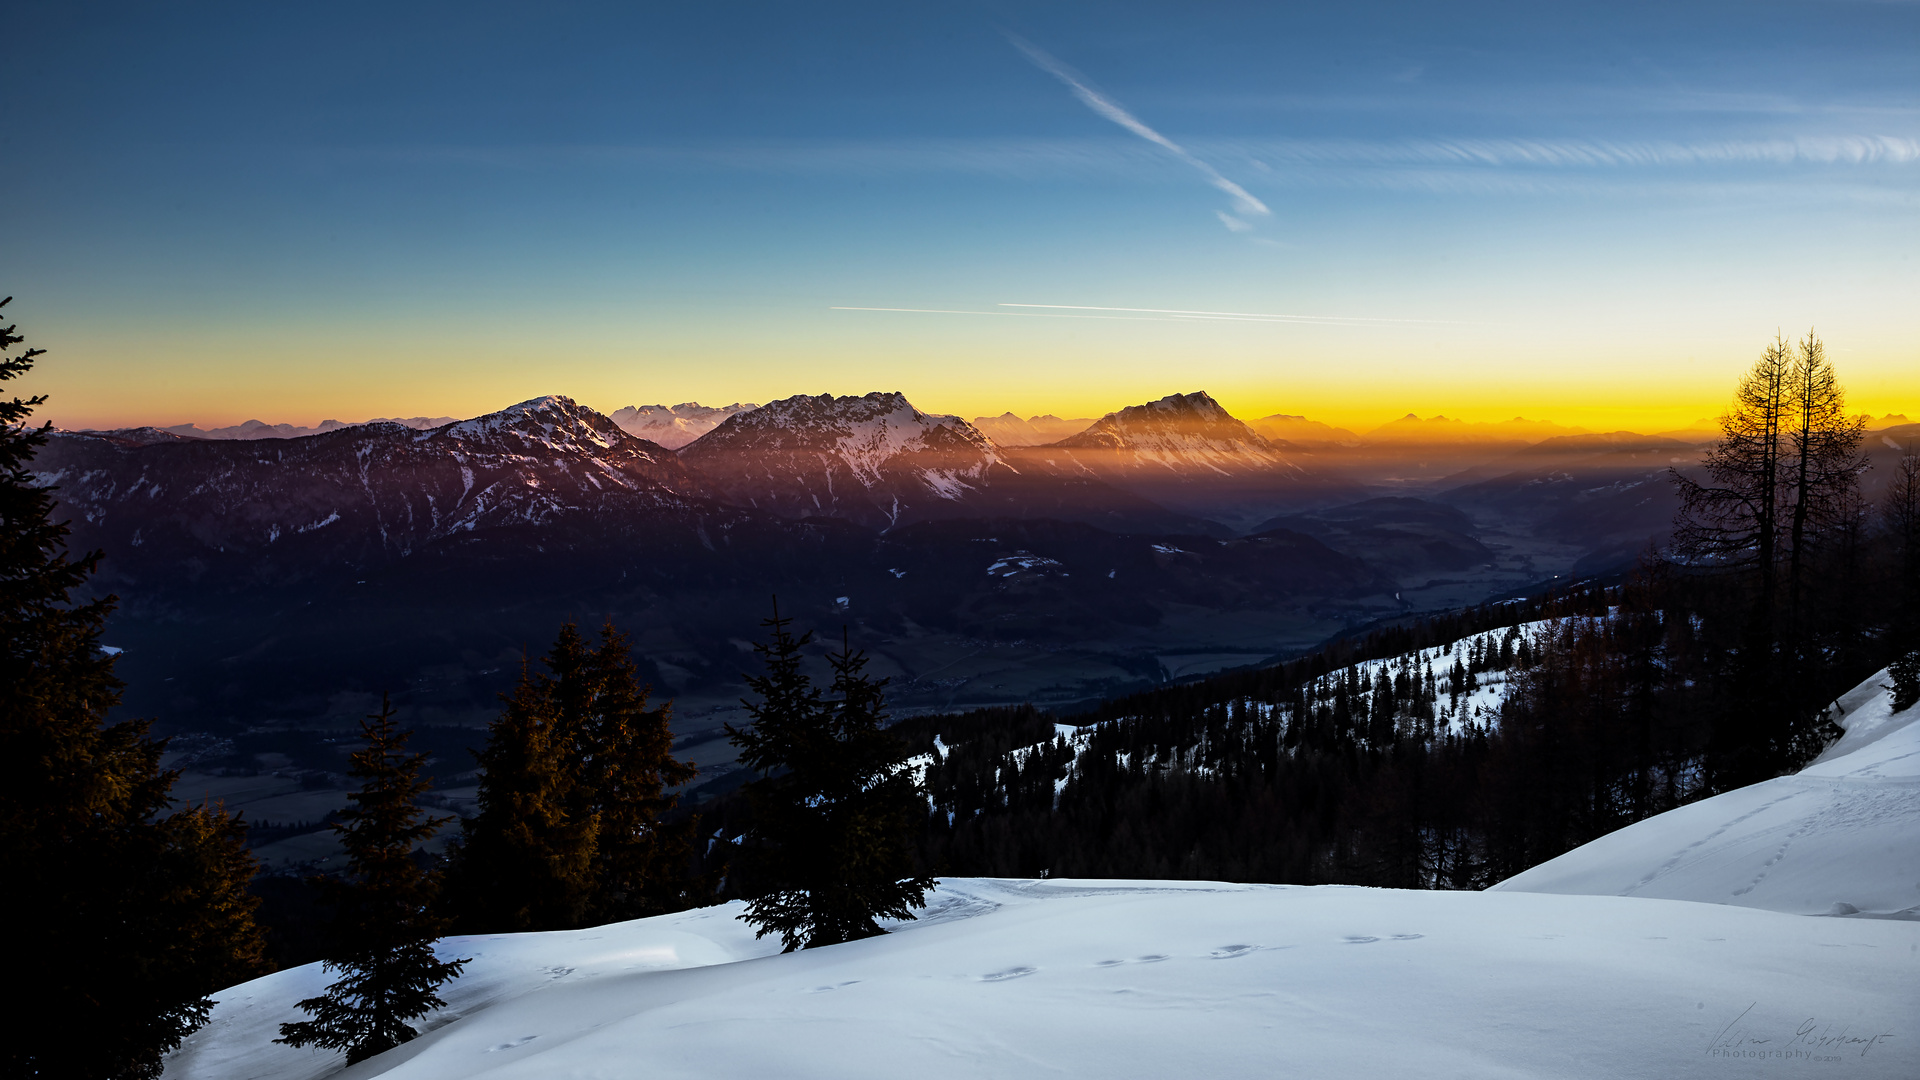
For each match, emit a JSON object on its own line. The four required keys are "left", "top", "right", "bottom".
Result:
{"left": 1000, "top": 304, "right": 1477, "bottom": 325}
{"left": 1006, "top": 34, "right": 1271, "bottom": 220}
{"left": 831, "top": 306, "right": 1180, "bottom": 322}
{"left": 832, "top": 305, "right": 1466, "bottom": 327}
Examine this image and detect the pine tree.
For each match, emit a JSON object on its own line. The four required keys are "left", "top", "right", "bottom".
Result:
{"left": 727, "top": 605, "right": 934, "bottom": 950}
{"left": 442, "top": 654, "right": 600, "bottom": 932}
{"left": 278, "top": 697, "right": 468, "bottom": 1064}
{"left": 573, "top": 622, "right": 700, "bottom": 922}
{"left": 1883, "top": 450, "right": 1920, "bottom": 639}
{"left": 1670, "top": 334, "right": 1792, "bottom": 618}
{"left": 2, "top": 296, "right": 267, "bottom": 1079}
{"left": 442, "top": 621, "right": 697, "bottom": 931}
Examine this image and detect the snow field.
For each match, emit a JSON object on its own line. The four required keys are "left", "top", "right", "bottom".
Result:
{"left": 168, "top": 878, "right": 1916, "bottom": 1080}
{"left": 1496, "top": 666, "right": 1920, "bottom": 918}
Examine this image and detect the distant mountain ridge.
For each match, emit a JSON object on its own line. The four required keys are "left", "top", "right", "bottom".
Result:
{"left": 1358, "top": 414, "right": 1591, "bottom": 444}
{"left": 38, "top": 396, "right": 704, "bottom": 567}
{"left": 971, "top": 413, "right": 1097, "bottom": 447}
{"left": 609, "top": 402, "right": 759, "bottom": 449}
{"left": 122, "top": 416, "right": 460, "bottom": 441}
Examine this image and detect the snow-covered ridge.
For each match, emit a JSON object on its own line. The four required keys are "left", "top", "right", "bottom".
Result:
{"left": 1495, "top": 665, "right": 1920, "bottom": 918}
{"left": 166, "top": 877, "right": 1917, "bottom": 1080}
{"left": 692, "top": 391, "right": 996, "bottom": 484}
{"left": 434, "top": 395, "right": 635, "bottom": 455}
{"left": 676, "top": 392, "right": 1003, "bottom": 527}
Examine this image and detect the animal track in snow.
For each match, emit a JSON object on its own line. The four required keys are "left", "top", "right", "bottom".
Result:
{"left": 484, "top": 1036, "right": 538, "bottom": 1053}
{"left": 981, "top": 966, "right": 1036, "bottom": 981}
{"left": 1209, "top": 945, "right": 1257, "bottom": 959}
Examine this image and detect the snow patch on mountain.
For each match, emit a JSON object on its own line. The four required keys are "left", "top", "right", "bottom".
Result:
{"left": 678, "top": 393, "right": 1002, "bottom": 527}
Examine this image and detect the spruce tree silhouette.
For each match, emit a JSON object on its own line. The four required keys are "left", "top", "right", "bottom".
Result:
{"left": 1, "top": 296, "right": 265, "bottom": 1080}
{"left": 278, "top": 695, "right": 467, "bottom": 1065}
{"left": 727, "top": 601, "right": 934, "bottom": 950}
{"left": 442, "top": 621, "right": 697, "bottom": 931}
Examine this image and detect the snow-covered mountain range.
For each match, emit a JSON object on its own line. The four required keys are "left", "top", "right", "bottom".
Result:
{"left": 608, "top": 402, "right": 759, "bottom": 449}
{"left": 37, "top": 396, "right": 704, "bottom": 563}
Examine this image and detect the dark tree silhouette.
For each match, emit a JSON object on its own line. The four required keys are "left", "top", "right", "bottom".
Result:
{"left": 727, "top": 604, "right": 934, "bottom": 950}
{"left": 1, "top": 297, "right": 265, "bottom": 1079}
{"left": 442, "top": 621, "right": 698, "bottom": 932}
{"left": 278, "top": 696, "right": 467, "bottom": 1064}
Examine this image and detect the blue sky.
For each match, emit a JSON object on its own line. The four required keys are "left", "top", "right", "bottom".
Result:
{"left": 8, "top": 1, "right": 1916, "bottom": 431}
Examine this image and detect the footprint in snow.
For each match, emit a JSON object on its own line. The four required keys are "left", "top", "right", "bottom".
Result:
{"left": 1134, "top": 954, "right": 1169, "bottom": 963}
{"left": 1343, "top": 936, "right": 1380, "bottom": 944}
{"left": 1209, "top": 945, "right": 1258, "bottom": 959}
{"left": 807, "top": 981, "right": 861, "bottom": 993}
{"left": 981, "top": 966, "right": 1037, "bottom": 981}
{"left": 484, "top": 1036, "right": 538, "bottom": 1053}
{"left": 1389, "top": 934, "right": 1424, "bottom": 941}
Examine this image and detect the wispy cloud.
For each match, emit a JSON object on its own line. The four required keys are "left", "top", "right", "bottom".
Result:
{"left": 829, "top": 304, "right": 1470, "bottom": 327}
{"left": 998, "top": 304, "right": 1475, "bottom": 325}
{"left": 1005, "top": 34, "right": 1271, "bottom": 227}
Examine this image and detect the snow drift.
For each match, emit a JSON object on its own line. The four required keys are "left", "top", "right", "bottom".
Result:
{"left": 1495, "top": 665, "right": 1920, "bottom": 918}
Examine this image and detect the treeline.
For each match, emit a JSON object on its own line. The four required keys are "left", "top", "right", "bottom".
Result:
{"left": 868, "top": 333, "right": 1919, "bottom": 891}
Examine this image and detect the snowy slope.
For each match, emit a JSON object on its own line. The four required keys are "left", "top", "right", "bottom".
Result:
{"left": 1495, "top": 667, "right": 1920, "bottom": 918}
{"left": 168, "top": 879, "right": 1916, "bottom": 1080}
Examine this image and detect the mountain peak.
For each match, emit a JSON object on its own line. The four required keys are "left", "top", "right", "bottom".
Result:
{"left": 1055, "top": 391, "right": 1274, "bottom": 456}
{"left": 680, "top": 391, "right": 999, "bottom": 527}
{"left": 439, "top": 395, "right": 640, "bottom": 454}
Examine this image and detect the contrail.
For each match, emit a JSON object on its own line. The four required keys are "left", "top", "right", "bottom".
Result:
{"left": 1006, "top": 34, "right": 1270, "bottom": 223}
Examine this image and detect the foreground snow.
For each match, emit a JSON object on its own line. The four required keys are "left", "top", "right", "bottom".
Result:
{"left": 170, "top": 877, "right": 1914, "bottom": 1079}
{"left": 1496, "top": 666, "right": 1920, "bottom": 918}
{"left": 168, "top": 669, "right": 1920, "bottom": 1079}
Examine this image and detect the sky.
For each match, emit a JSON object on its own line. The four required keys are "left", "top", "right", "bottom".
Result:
{"left": 6, "top": 0, "right": 1917, "bottom": 434}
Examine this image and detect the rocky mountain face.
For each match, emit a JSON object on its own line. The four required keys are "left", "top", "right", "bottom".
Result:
{"left": 35, "top": 396, "right": 709, "bottom": 580}
{"left": 609, "top": 402, "right": 759, "bottom": 449}
{"left": 678, "top": 392, "right": 1007, "bottom": 529}
{"left": 1004, "top": 391, "right": 1351, "bottom": 530}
